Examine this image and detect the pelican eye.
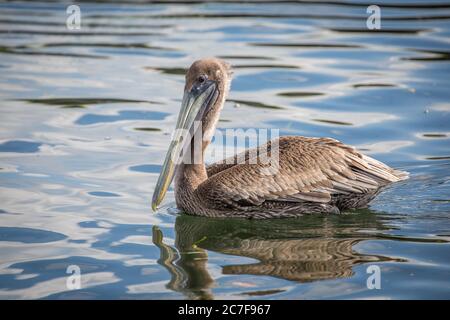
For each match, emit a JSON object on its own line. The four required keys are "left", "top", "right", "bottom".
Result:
{"left": 198, "top": 75, "right": 207, "bottom": 84}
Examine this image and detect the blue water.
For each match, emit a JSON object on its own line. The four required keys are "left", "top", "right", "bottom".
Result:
{"left": 0, "top": 0, "right": 449, "bottom": 299}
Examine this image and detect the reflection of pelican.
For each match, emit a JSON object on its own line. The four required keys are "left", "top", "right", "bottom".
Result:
{"left": 152, "top": 213, "right": 401, "bottom": 298}
{"left": 152, "top": 226, "right": 214, "bottom": 300}
{"left": 152, "top": 58, "right": 408, "bottom": 218}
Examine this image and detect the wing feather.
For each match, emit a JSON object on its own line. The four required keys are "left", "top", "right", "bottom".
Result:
{"left": 199, "top": 136, "right": 408, "bottom": 208}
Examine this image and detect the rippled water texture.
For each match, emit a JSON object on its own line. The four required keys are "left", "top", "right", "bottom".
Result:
{"left": 1, "top": 1, "right": 450, "bottom": 299}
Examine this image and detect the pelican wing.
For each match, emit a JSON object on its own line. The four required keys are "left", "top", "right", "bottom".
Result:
{"left": 199, "top": 136, "right": 407, "bottom": 207}
{"left": 206, "top": 147, "right": 259, "bottom": 177}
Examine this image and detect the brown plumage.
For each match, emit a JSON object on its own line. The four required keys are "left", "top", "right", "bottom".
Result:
{"left": 152, "top": 58, "right": 408, "bottom": 218}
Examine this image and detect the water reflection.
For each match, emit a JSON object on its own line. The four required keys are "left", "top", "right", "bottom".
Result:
{"left": 153, "top": 212, "right": 402, "bottom": 299}
{"left": 0, "top": 140, "right": 41, "bottom": 153}
{"left": 0, "top": 227, "right": 66, "bottom": 243}
{"left": 20, "top": 98, "right": 151, "bottom": 106}
{"left": 75, "top": 110, "right": 169, "bottom": 125}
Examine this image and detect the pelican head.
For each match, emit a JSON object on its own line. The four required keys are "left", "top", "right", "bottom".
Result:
{"left": 152, "top": 58, "right": 232, "bottom": 211}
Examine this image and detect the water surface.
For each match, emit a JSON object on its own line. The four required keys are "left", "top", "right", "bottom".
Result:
{"left": 0, "top": 0, "right": 450, "bottom": 299}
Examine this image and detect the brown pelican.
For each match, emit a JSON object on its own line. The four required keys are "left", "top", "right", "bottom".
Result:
{"left": 152, "top": 58, "right": 408, "bottom": 218}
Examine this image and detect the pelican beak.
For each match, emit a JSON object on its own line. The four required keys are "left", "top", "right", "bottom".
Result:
{"left": 152, "top": 79, "right": 218, "bottom": 211}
